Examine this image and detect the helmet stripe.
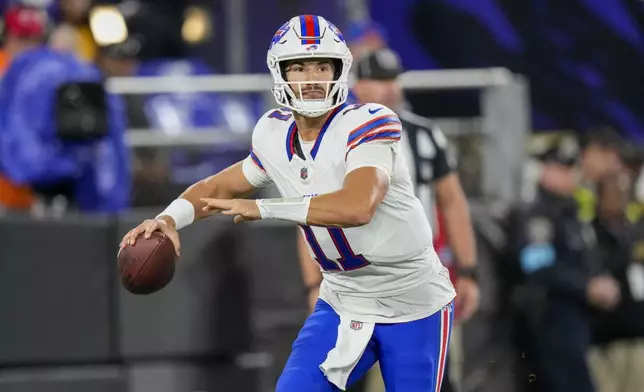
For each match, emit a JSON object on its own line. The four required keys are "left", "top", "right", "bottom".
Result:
{"left": 300, "top": 14, "right": 321, "bottom": 45}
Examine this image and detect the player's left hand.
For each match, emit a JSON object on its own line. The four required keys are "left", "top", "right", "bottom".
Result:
{"left": 200, "top": 198, "right": 261, "bottom": 223}
{"left": 455, "top": 277, "right": 480, "bottom": 321}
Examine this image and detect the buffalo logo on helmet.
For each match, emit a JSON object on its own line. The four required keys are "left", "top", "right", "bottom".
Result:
{"left": 327, "top": 21, "right": 345, "bottom": 43}
{"left": 270, "top": 22, "right": 291, "bottom": 48}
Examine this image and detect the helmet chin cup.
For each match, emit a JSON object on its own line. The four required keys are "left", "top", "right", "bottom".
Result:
{"left": 272, "top": 79, "right": 348, "bottom": 117}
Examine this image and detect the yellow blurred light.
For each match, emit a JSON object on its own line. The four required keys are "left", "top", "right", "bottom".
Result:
{"left": 90, "top": 6, "right": 128, "bottom": 46}
{"left": 182, "top": 6, "right": 212, "bottom": 44}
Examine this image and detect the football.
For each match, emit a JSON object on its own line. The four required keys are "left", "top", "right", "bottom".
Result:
{"left": 117, "top": 231, "right": 176, "bottom": 295}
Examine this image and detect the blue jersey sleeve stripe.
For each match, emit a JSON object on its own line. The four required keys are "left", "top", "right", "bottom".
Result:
{"left": 350, "top": 130, "right": 401, "bottom": 149}
{"left": 345, "top": 130, "right": 401, "bottom": 159}
{"left": 347, "top": 116, "right": 399, "bottom": 143}
{"left": 348, "top": 121, "right": 402, "bottom": 148}
{"left": 250, "top": 148, "right": 266, "bottom": 172}
{"left": 347, "top": 116, "right": 401, "bottom": 144}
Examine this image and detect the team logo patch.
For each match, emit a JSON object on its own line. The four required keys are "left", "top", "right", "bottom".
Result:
{"left": 350, "top": 320, "right": 363, "bottom": 331}
{"left": 300, "top": 167, "right": 308, "bottom": 180}
{"left": 306, "top": 44, "right": 318, "bottom": 51}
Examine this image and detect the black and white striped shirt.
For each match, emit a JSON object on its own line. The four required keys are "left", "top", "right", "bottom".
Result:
{"left": 398, "top": 110, "right": 456, "bottom": 225}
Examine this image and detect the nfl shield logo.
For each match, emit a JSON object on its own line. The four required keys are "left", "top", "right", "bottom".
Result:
{"left": 350, "top": 320, "right": 363, "bottom": 331}
{"left": 300, "top": 167, "right": 308, "bottom": 180}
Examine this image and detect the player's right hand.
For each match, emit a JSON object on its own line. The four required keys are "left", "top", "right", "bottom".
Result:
{"left": 119, "top": 216, "right": 181, "bottom": 257}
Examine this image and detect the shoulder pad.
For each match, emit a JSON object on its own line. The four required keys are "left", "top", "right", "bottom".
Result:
{"left": 263, "top": 108, "right": 293, "bottom": 122}
{"left": 340, "top": 103, "right": 395, "bottom": 120}
{"left": 339, "top": 103, "right": 402, "bottom": 150}
{"left": 253, "top": 108, "right": 293, "bottom": 137}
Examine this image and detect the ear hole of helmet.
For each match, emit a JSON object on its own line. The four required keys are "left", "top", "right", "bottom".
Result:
{"left": 279, "top": 62, "right": 288, "bottom": 81}
{"left": 332, "top": 59, "right": 342, "bottom": 80}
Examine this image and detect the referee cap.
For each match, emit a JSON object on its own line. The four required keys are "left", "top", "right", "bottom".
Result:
{"left": 355, "top": 48, "right": 404, "bottom": 80}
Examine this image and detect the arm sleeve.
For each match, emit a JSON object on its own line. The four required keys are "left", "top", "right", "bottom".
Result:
{"left": 345, "top": 104, "right": 402, "bottom": 154}
{"left": 241, "top": 146, "right": 273, "bottom": 188}
{"left": 345, "top": 142, "right": 397, "bottom": 180}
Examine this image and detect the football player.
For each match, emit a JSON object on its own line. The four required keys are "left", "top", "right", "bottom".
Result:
{"left": 121, "top": 15, "right": 455, "bottom": 392}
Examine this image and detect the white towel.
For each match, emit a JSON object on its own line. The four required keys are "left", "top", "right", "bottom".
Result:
{"left": 319, "top": 315, "right": 375, "bottom": 390}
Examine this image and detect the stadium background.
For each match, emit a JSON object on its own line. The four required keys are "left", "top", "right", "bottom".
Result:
{"left": 0, "top": 1, "right": 643, "bottom": 392}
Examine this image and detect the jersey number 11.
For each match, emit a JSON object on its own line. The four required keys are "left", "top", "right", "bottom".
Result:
{"left": 300, "top": 226, "right": 370, "bottom": 271}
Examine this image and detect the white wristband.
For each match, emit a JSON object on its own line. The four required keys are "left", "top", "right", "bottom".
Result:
{"left": 256, "top": 197, "right": 311, "bottom": 225}
{"left": 156, "top": 198, "right": 195, "bottom": 230}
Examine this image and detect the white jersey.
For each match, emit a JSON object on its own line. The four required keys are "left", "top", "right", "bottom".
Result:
{"left": 242, "top": 102, "right": 455, "bottom": 323}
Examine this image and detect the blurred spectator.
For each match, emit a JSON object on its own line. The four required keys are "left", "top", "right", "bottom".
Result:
{"left": 0, "top": 45, "right": 130, "bottom": 213}
{"left": 352, "top": 48, "right": 404, "bottom": 110}
{"left": 512, "top": 149, "right": 614, "bottom": 392}
{"left": 573, "top": 130, "right": 627, "bottom": 228}
{"left": 353, "top": 48, "right": 479, "bottom": 322}
{"left": 48, "top": 23, "right": 78, "bottom": 53}
{"left": 96, "top": 34, "right": 147, "bottom": 125}
{"left": 635, "top": 168, "right": 644, "bottom": 219}
{"left": 51, "top": 0, "right": 96, "bottom": 62}
{"left": 589, "top": 171, "right": 644, "bottom": 392}
{"left": 578, "top": 129, "right": 625, "bottom": 185}
{"left": 0, "top": 4, "right": 48, "bottom": 210}
{"left": 345, "top": 19, "right": 387, "bottom": 61}
{"left": 95, "top": 32, "right": 168, "bottom": 207}
{"left": 519, "top": 131, "right": 644, "bottom": 392}
{"left": 533, "top": 129, "right": 625, "bottom": 223}
{"left": 0, "top": 4, "right": 47, "bottom": 73}
{"left": 89, "top": 2, "right": 181, "bottom": 206}
{"left": 621, "top": 143, "right": 644, "bottom": 222}
{"left": 97, "top": 38, "right": 139, "bottom": 78}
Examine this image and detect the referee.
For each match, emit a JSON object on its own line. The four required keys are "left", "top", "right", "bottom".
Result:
{"left": 352, "top": 48, "right": 480, "bottom": 321}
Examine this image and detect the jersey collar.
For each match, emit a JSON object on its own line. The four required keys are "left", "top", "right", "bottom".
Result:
{"left": 286, "top": 103, "right": 347, "bottom": 161}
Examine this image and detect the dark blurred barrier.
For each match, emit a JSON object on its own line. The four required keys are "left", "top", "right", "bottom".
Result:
{"left": 0, "top": 213, "right": 308, "bottom": 392}
{"left": 0, "top": 215, "right": 116, "bottom": 365}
